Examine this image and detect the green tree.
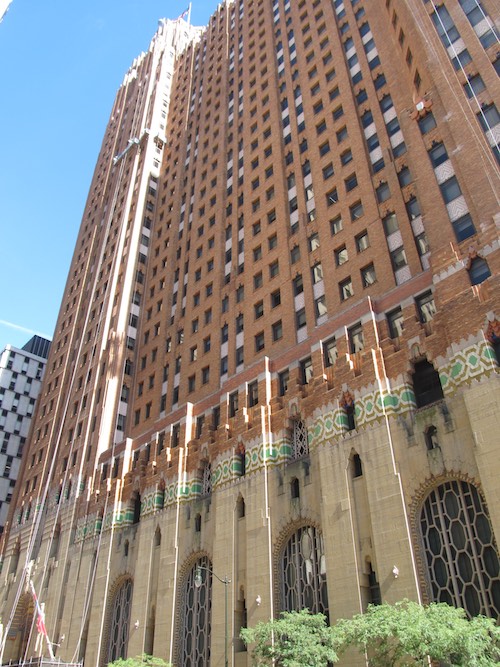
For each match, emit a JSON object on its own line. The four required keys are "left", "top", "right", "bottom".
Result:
{"left": 336, "top": 600, "right": 500, "bottom": 667}
{"left": 240, "top": 609, "right": 339, "bottom": 666}
{"left": 107, "top": 655, "right": 172, "bottom": 667}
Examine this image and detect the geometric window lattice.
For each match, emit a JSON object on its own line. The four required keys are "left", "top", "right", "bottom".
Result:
{"left": 420, "top": 480, "right": 500, "bottom": 618}
{"left": 292, "top": 419, "right": 309, "bottom": 460}
{"left": 201, "top": 462, "right": 212, "bottom": 496}
{"left": 107, "top": 578, "right": 133, "bottom": 663}
{"left": 180, "top": 557, "right": 212, "bottom": 667}
{"left": 281, "top": 526, "right": 329, "bottom": 620}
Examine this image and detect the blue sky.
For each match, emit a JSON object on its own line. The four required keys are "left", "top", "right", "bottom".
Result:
{"left": 0, "top": 1, "right": 216, "bottom": 353}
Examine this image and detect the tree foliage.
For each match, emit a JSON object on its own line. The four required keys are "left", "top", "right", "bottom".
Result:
{"left": 240, "top": 609, "right": 339, "bottom": 666}
{"left": 107, "top": 655, "right": 172, "bottom": 667}
{"left": 241, "top": 602, "right": 500, "bottom": 667}
{"left": 336, "top": 600, "right": 500, "bottom": 667}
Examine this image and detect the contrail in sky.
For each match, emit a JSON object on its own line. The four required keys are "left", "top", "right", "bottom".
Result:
{"left": 0, "top": 319, "right": 51, "bottom": 339}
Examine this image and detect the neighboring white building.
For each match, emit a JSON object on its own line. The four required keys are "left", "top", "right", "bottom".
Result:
{"left": 0, "top": 336, "right": 50, "bottom": 531}
{"left": 0, "top": 1, "right": 13, "bottom": 23}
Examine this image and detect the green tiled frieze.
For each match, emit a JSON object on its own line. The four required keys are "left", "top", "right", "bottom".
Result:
{"left": 439, "top": 340, "right": 496, "bottom": 396}
{"left": 72, "top": 338, "right": 494, "bottom": 540}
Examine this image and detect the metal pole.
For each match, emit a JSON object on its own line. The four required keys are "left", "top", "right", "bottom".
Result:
{"left": 224, "top": 577, "right": 228, "bottom": 667}
{"left": 195, "top": 567, "right": 231, "bottom": 666}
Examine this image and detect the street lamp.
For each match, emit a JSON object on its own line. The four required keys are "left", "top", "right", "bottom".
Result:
{"left": 194, "top": 565, "right": 231, "bottom": 667}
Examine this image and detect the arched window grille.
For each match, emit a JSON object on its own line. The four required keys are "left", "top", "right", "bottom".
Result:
{"left": 281, "top": 526, "right": 329, "bottom": 619}
{"left": 420, "top": 480, "right": 500, "bottom": 617}
{"left": 107, "top": 578, "right": 133, "bottom": 663}
{"left": 292, "top": 419, "right": 309, "bottom": 459}
{"left": 180, "top": 557, "right": 212, "bottom": 666}
{"left": 201, "top": 463, "right": 212, "bottom": 496}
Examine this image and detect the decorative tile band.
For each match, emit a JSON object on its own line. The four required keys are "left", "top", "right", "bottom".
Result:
{"left": 439, "top": 340, "right": 496, "bottom": 396}
{"left": 73, "top": 338, "right": 495, "bottom": 541}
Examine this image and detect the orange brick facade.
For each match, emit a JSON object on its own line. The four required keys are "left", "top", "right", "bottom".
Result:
{"left": 0, "top": 2, "right": 499, "bottom": 666}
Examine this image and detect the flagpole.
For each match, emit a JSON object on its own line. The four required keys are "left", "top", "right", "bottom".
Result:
{"left": 187, "top": 3, "right": 192, "bottom": 26}
{"left": 30, "top": 580, "right": 56, "bottom": 660}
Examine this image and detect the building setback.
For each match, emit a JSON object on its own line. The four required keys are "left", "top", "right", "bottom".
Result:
{"left": 0, "top": 337, "right": 50, "bottom": 532}
{"left": 0, "top": 1, "right": 499, "bottom": 666}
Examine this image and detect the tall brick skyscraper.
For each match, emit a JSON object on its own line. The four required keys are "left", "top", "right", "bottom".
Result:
{"left": 1, "top": 2, "right": 499, "bottom": 666}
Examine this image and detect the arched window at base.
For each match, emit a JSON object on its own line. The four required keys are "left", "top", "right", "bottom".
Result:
{"left": 107, "top": 578, "right": 133, "bottom": 663}
{"left": 281, "top": 525, "right": 329, "bottom": 620}
{"left": 420, "top": 480, "right": 500, "bottom": 617}
{"left": 180, "top": 557, "right": 212, "bottom": 666}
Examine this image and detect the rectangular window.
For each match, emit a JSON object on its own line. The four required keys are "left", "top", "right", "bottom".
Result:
{"left": 335, "top": 245, "right": 348, "bottom": 266}
{"left": 452, "top": 213, "right": 476, "bottom": 242}
{"left": 336, "top": 126, "right": 348, "bottom": 143}
{"left": 316, "top": 119, "right": 327, "bottom": 135}
{"left": 416, "top": 291, "right": 436, "bottom": 323}
{"left": 477, "top": 104, "right": 500, "bottom": 132}
{"left": 387, "top": 307, "right": 404, "bottom": 338}
{"left": 355, "top": 231, "right": 369, "bottom": 252}
{"left": 376, "top": 182, "right": 391, "bottom": 203}
{"left": 464, "top": 74, "right": 485, "bottom": 99}
{"left": 383, "top": 212, "right": 399, "bottom": 236}
{"left": 296, "top": 307, "right": 307, "bottom": 329}
{"left": 269, "top": 260, "right": 279, "bottom": 278}
{"left": 278, "top": 369, "right": 289, "bottom": 396}
{"left": 315, "top": 295, "right": 327, "bottom": 319}
{"left": 300, "top": 357, "right": 313, "bottom": 384}
{"left": 339, "top": 277, "right": 353, "bottom": 301}
{"left": 440, "top": 176, "right": 461, "bottom": 204}
{"left": 272, "top": 320, "right": 283, "bottom": 341}
{"left": 319, "top": 141, "right": 330, "bottom": 156}
{"left": 312, "top": 262, "right": 323, "bottom": 283}
{"left": 332, "top": 105, "right": 344, "bottom": 121}
{"left": 390, "top": 247, "right": 408, "bottom": 270}
{"left": 340, "top": 148, "right": 352, "bottom": 167}
{"left": 350, "top": 201, "right": 364, "bottom": 221}
{"left": 429, "top": 142, "right": 449, "bottom": 168}
{"left": 345, "top": 173, "right": 358, "bottom": 192}
{"left": 293, "top": 275, "right": 304, "bottom": 295}
{"left": 348, "top": 323, "right": 364, "bottom": 353}
{"left": 418, "top": 112, "right": 437, "bottom": 135}
{"left": 229, "top": 391, "right": 239, "bottom": 417}
{"left": 406, "top": 197, "right": 421, "bottom": 220}
{"left": 323, "top": 163, "right": 334, "bottom": 180}
{"left": 323, "top": 337, "right": 337, "bottom": 367}
{"left": 220, "top": 356, "right": 228, "bottom": 375}
{"left": 398, "top": 166, "right": 412, "bottom": 186}
{"left": 330, "top": 215, "right": 343, "bottom": 235}
{"left": 255, "top": 332, "right": 265, "bottom": 351}
{"left": 361, "top": 263, "right": 377, "bottom": 286}
{"left": 326, "top": 188, "right": 338, "bottom": 206}
{"left": 248, "top": 381, "right": 259, "bottom": 407}
{"left": 271, "top": 289, "right": 281, "bottom": 308}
